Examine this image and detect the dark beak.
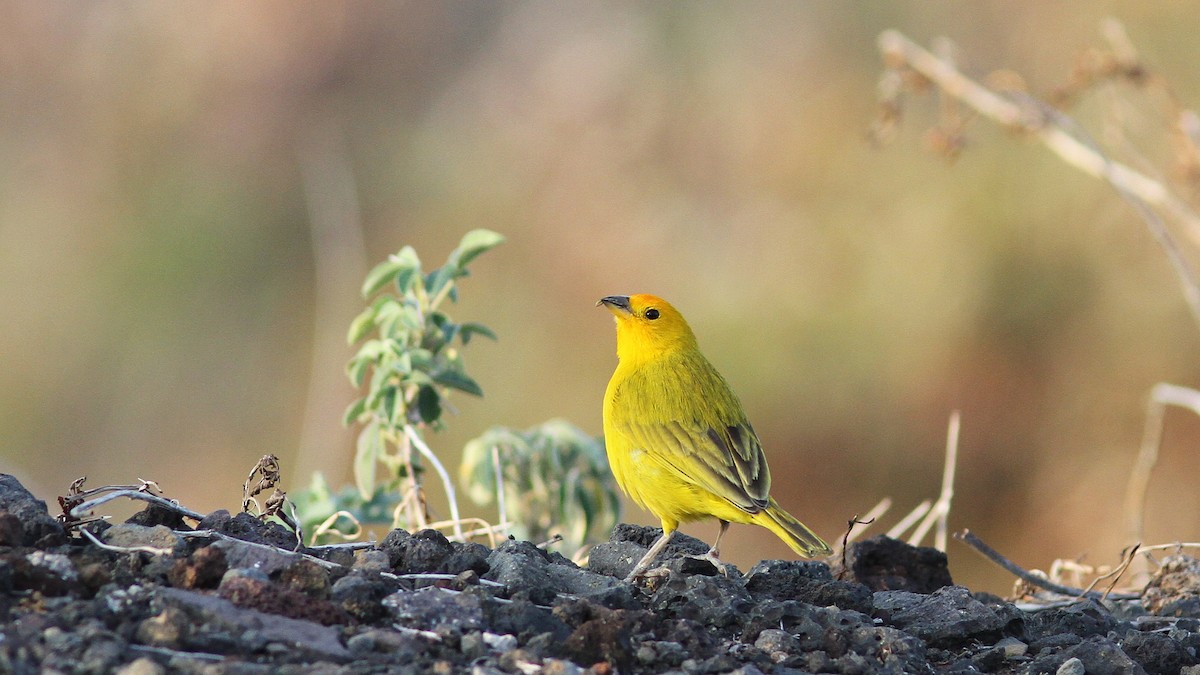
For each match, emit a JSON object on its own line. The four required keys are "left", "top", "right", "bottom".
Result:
{"left": 597, "top": 295, "right": 632, "bottom": 313}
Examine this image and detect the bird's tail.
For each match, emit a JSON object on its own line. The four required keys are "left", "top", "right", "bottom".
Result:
{"left": 755, "top": 498, "right": 832, "bottom": 557}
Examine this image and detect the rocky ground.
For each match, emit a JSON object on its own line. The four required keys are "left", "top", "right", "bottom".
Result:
{"left": 1, "top": 474, "right": 1199, "bottom": 674}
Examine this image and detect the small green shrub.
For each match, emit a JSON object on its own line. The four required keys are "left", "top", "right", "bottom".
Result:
{"left": 294, "top": 229, "right": 621, "bottom": 552}
{"left": 460, "top": 420, "right": 620, "bottom": 556}
{"left": 295, "top": 230, "right": 504, "bottom": 542}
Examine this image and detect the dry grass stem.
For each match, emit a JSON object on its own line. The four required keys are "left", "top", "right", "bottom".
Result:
{"left": 886, "top": 499, "right": 932, "bottom": 540}
{"left": 1049, "top": 558, "right": 1111, "bottom": 589}
{"left": 1125, "top": 383, "right": 1200, "bottom": 547}
{"left": 1098, "top": 544, "right": 1140, "bottom": 601}
{"left": 537, "top": 534, "right": 565, "bottom": 550}
{"left": 129, "top": 645, "right": 224, "bottom": 663}
{"left": 909, "top": 411, "right": 960, "bottom": 551}
{"left": 308, "top": 540, "right": 376, "bottom": 552}
{"left": 491, "top": 444, "right": 508, "bottom": 533}
{"left": 310, "top": 510, "right": 363, "bottom": 545}
{"left": 399, "top": 432, "right": 424, "bottom": 530}
{"left": 425, "top": 517, "right": 510, "bottom": 547}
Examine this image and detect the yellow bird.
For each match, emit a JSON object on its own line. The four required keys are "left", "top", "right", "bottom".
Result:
{"left": 599, "top": 294, "right": 830, "bottom": 581}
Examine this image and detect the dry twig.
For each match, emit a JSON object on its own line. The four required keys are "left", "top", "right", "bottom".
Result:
{"left": 877, "top": 28, "right": 1200, "bottom": 332}
{"left": 837, "top": 498, "right": 892, "bottom": 555}
{"left": 79, "top": 528, "right": 174, "bottom": 557}
{"left": 59, "top": 477, "right": 205, "bottom": 527}
{"left": 955, "top": 530, "right": 1140, "bottom": 601}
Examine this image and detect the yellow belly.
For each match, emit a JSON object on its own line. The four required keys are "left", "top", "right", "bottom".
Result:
{"left": 602, "top": 353, "right": 761, "bottom": 534}
{"left": 607, "top": 443, "right": 754, "bottom": 532}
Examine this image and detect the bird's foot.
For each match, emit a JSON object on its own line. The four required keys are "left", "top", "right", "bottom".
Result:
{"left": 623, "top": 530, "right": 675, "bottom": 584}
{"left": 623, "top": 565, "right": 670, "bottom": 585}
{"left": 698, "top": 547, "right": 732, "bottom": 577}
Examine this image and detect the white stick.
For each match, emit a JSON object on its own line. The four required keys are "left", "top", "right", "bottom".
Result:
{"left": 908, "top": 411, "right": 959, "bottom": 551}
{"left": 405, "top": 424, "right": 465, "bottom": 541}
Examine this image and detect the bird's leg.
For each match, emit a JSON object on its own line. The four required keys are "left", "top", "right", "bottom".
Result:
{"left": 624, "top": 529, "right": 675, "bottom": 583}
{"left": 700, "top": 520, "right": 732, "bottom": 576}
{"left": 708, "top": 519, "right": 730, "bottom": 558}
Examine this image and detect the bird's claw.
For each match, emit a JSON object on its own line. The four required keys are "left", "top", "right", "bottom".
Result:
{"left": 699, "top": 549, "right": 731, "bottom": 577}
{"left": 624, "top": 565, "right": 670, "bottom": 586}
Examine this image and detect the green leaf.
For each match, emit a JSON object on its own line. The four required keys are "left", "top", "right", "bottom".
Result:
{"left": 425, "top": 265, "right": 458, "bottom": 298}
{"left": 342, "top": 397, "right": 367, "bottom": 426}
{"left": 406, "top": 370, "right": 434, "bottom": 387}
{"left": 394, "top": 266, "right": 419, "bottom": 293}
{"left": 459, "top": 322, "right": 497, "bottom": 344}
{"left": 365, "top": 375, "right": 397, "bottom": 413}
{"left": 361, "top": 259, "right": 402, "bottom": 299}
{"left": 354, "top": 419, "right": 383, "bottom": 500}
{"left": 362, "top": 246, "right": 422, "bottom": 297}
{"left": 416, "top": 385, "right": 441, "bottom": 423}
{"left": 352, "top": 339, "right": 390, "bottom": 364}
{"left": 384, "top": 386, "right": 405, "bottom": 427}
{"left": 291, "top": 471, "right": 336, "bottom": 515}
{"left": 347, "top": 306, "right": 378, "bottom": 345}
{"left": 459, "top": 435, "right": 497, "bottom": 505}
{"left": 373, "top": 299, "right": 405, "bottom": 339}
{"left": 433, "top": 370, "right": 483, "bottom": 396}
{"left": 408, "top": 349, "right": 434, "bottom": 371}
{"left": 399, "top": 304, "right": 424, "bottom": 332}
{"left": 392, "top": 351, "right": 412, "bottom": 376}
{"left": 451, "top": 229, "right": 506, "bottom": 269}
{"left": 345, "top": 355, "right": 372, "bottom": 388}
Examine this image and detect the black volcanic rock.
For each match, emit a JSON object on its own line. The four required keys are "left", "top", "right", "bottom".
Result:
{"left": 0, "top": 474, "right": 1196, "bottom": 673}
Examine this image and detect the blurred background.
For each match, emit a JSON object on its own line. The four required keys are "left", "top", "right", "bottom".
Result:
{"left": 3, "top": 2, "right": 1199, "bottom": 594}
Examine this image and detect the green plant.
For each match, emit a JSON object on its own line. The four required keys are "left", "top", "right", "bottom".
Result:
{"left": 295, "top": 229, "right": 505, "bottom": 543}
{"left": 460, "top": 420, "right": 620, "bottom": 557}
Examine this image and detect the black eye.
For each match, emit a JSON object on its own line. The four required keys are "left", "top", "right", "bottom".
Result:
{"left": 645, "top": 308, "right": 660, "bottom": 320}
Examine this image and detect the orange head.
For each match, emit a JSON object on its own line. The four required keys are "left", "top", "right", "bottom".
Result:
{"left": 597, "top": 294, "right": 698, "bottom": 364}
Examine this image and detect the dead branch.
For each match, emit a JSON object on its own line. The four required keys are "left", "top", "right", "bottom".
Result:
{"left": 1135, "top": 542, "right": 1200, "bottom": 554}
{"left": 384, "top": 572, "right": 505, "bottom": 589}
{"left": 79, "top": 527, "right": 174, "bottom": 557}
{"left": 128, "top": 645, "right": 224, "bottom": 664}
{"left": 178, "top": 529, "right": 338, "bottom": 569}
{"left": 62, "top": 483, "right": 205, "bottom": 526}
{"left": 877, "top": 28, "right": 1200, "bottom": 333}
{"left": 955, "top": 530, "right": 1140, "bottom": 601}
{"left": 878, "top": 28, "right": 1200, "bottom": 237}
